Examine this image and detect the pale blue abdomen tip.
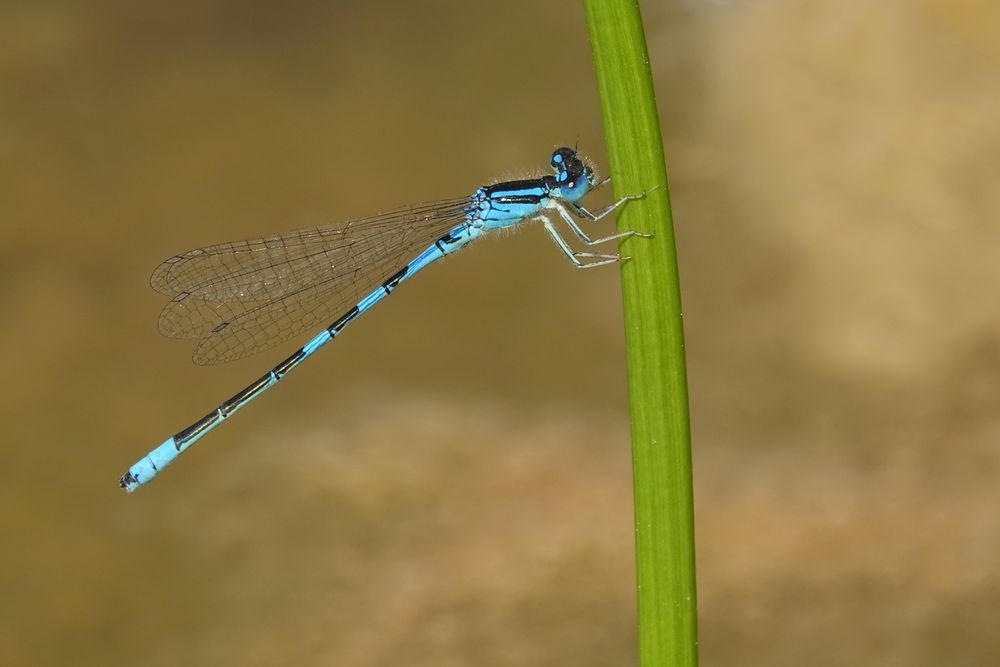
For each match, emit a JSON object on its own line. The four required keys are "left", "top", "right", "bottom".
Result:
{"left": 119, "top": 437, "right": 178, "bottom": 493}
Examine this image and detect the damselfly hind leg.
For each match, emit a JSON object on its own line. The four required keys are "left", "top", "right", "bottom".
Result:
{"left": 541, "top": 219, "right": 630, "bottom": 269}
{"left": 552, "top": 201, "right": 653, "bottom": 247}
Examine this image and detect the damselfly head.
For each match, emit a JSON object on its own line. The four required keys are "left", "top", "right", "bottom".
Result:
{"left": 550, "top": 146, "right": 578, "bottom": 173}
{"left": 559, "top": 164, "right": 596, "bottom": 202}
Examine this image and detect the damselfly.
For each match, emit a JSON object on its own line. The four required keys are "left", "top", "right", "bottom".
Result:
{"left": 119, "top": 147, "right": 650, "bottom": 491}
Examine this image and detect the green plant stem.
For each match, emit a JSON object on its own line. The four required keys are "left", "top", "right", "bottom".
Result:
{"left": 581, "top": 2, "right": 698, "bottom": 666}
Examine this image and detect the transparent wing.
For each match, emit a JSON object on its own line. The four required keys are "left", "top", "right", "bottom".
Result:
{"left": 153, "top": 198, "right": 471, "bottom": 365}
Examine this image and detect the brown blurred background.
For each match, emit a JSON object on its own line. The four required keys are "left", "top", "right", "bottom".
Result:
{"left": 2, "top": 1, "right": 999, "bottom": 665}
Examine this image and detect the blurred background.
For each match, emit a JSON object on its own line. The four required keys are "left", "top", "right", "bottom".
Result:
{"left": 2, "top": 1, "right": 999, "bottom": 665}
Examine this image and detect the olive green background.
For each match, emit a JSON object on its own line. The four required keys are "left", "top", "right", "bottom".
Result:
{"left": 2, "top": 1, "right": 999, "bottom": 665}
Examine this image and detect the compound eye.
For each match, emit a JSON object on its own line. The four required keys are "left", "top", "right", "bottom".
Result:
{"left": 550, "top": 147, "right": 576, "bottom": 169}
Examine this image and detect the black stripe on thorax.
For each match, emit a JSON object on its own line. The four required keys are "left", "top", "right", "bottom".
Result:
{"left": 494, "top": 194, "right": 542, "bottom": 205}
{"left": 483, "top": 178, "right": 547, "bottom": 196}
